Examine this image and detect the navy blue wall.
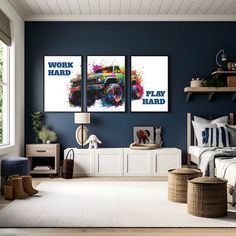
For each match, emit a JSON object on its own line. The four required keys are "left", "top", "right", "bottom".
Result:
{"left": 25, "top": 22, "right": 236, "bottom": 164}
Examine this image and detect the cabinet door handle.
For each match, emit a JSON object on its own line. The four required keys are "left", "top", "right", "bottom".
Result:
{"left": 36, "top": 150, "right": 46, "bottom": 152}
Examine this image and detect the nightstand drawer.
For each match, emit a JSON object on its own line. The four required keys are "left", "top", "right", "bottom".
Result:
{"left": 26, "top": 145, "right": 56, "bottom": 157}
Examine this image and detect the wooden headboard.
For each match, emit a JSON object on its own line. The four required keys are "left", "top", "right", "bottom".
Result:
{"left": 187, "top": 113, "right": 234, "bottom": 167}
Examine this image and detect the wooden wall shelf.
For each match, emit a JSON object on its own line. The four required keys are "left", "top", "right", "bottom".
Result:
{"left": 184, "top": 87, "right": 236, "bottom": 102}
{"left": 211, "top": 71, "right": 236, "bottom": 75}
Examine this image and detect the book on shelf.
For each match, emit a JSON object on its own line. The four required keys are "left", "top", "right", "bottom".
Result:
{"left": 33, "top": 165, "right": 52, "bottom": 171}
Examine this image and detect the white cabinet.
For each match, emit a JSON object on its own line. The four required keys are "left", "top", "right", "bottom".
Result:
{"left": 64, "top": 148, "right": 94, "bottom": 177}
{"left": 94, "top": 148, "right": 123, "bottom": 176}
{"left": 124, "top": 149, "right": 152, "bottom": 176}
{"left": 152, "top": 148, "right": 181, "bottom": 176}
{"left": 64, "top": 147, "right": 182, "bottom": 177}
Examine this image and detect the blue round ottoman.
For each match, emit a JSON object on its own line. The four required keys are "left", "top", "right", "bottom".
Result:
{"left": 1, "top": 157, "right": 29, "bottom": 194}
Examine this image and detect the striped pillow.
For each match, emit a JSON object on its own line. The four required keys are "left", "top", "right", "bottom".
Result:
{"left": 202, "top": 126, "right": 229, "bottom": 147}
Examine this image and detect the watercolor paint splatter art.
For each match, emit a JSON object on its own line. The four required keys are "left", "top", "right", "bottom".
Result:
{"left": 87, "top": 56, "right": 126, "bottom": 112}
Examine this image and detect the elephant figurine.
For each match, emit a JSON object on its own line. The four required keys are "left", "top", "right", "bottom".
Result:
{"left": 136, "top": 129, "right": 151, "bottom": 144}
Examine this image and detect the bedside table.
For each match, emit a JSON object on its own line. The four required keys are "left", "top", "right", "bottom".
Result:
{"left": 26, "top": 144, "right": 60, "bottom": 175}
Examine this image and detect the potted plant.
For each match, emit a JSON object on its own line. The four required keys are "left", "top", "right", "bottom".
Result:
{"left": 38, "top": 126, "right": 57, "bottom": 144}
{"left": 31, "top": 112, "right": 43, "bottom": 143}
{"left": 204, "top": 74, "right": 226, "bottom": 87}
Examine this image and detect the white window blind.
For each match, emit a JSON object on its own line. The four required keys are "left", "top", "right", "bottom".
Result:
{"left": 0, "top": 10, "right": 11, "bottom": 46}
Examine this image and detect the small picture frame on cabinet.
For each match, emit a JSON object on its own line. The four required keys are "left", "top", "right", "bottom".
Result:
{"left": 133, "top": 126, "right": 154, "bottom": 144}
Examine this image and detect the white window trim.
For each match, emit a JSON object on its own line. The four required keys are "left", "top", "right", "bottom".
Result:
{"left": 0, "top": 39, "right": 16, "bottom": 154}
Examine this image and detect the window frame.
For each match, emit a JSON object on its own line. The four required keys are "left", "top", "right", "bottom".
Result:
{"left": 0, "top": 40, "right": 15, "bottom": 154}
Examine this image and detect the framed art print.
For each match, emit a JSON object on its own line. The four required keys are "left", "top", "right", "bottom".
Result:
{"left": 131, "top": 56, "right": 168, "bottom": 112}
{"left": 87, "top": 56, "right": 126, "bottom": 112}
{"left": 44, "top": 56, "right": 82, "bottom": 112}
{"left": 133, "top": 126, "right": 154, "bottom": 144}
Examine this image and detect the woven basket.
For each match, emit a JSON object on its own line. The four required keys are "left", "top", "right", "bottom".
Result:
{"left": 187, "top": 177, "right": 227, "bottom": 218}
{"left": 168, "top": 168, "right": 202, "bottom": 203}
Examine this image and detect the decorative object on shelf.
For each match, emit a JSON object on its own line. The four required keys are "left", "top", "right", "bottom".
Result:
{"left": 87, "top": 56, "right": 126, "bottom": 112}
{"left": 129, "top": 142, "right": 157, "bottom": 150}
{"left": 190, "top": 78, "right": 203, "bottom": 87}
{"left": 227, "top": 62, "right": 236, "bottom": 71}
{"left": 74, "top": 112, "right": 90, "bottom": 147}
{"left": 31, "top": 111, "right": 43, "bottom": 143}
{"left": 133, "top": 126, "right": 154, "bottom": 144}
{"left": 155, "top": 127, "right": 163, "bottom": 148}
{"left": 215, "top": 49, "right": 227, "bottom": 71}
{"left": 44, "top": 56, "right": 82, "bottom": 112}
{"left": 227, "top": 76, "right": 236, "bottom": 87}
{"left": 131, "top": 56, "right": 168, "bottom": 112}
{"left": 203, "top": 74, "right": 225, "bottom": 87}
{"left": 84, "top": 134, "right": 102, "bottom": 149}
{"left": 38, "top": 125, "right": 57, "bottom": 144}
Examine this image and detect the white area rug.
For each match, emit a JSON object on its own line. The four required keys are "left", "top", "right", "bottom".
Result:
{"left": 0, "top": 181, "right": 236, "bottom": 227}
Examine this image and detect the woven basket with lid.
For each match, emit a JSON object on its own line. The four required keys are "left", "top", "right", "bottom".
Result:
{"left": 168, "top": 168, "right": 202, "bottom": 203}
{"left": 187, "top": 177, "right": 228, "bottom": 218}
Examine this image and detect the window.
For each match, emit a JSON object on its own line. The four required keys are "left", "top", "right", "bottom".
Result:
{"left": 0, "top": 40, "right": 10, "bottom": 146}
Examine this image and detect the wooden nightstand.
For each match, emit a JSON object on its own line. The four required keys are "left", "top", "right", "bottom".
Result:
{"left": 26, "top": 144, "right": 60, "bottom": 175}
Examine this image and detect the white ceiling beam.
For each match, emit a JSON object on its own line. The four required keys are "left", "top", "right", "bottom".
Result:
{"left": 177, "top": 0, "right": 194, "bottom": 14}
{"left": 89, "top": 0, "right": 100, "bottom": 14}
{"left": 187, "top": 0, "right": 204, "bottom": 14}
{"left": 78, "top": 0, "right": 91, "bottom": 14}
{"left": 139, "top": 0, "right": 153, "bottom": 14}
{"left": 100, "top": 0, "right": 110, "bottom": 14}
{"left": 35, "top": 0, "right": 52, "bottom": 14}
{"left": 110, "top": 0, "right": 120, "bottom": 14}
{"left": 221, "top": 1, "right": 236, "bottom": 14}
{"left": 25, "top": 0, "right": 42, "bottom": 14}
{"left": 120, "top": 0, "right": 131, "bottom": 15}
{"left": 130, "top": 0, "right": 142, "bottom": 14}
{"left": 8, "top": 0, "right": 30, "bottom": 19}
{"left": 205, "top": 0, "right": 224, "bottom": 14}
{"left": 56, "top": 0, "right": 71, "bottom": 14}
{"left": 45, "top": 0, "right": 62, "bottom": 14}
{"left": 26, "top": 14, "right": 236, "bottom": 22}
{"left": 195, "top": 0, "right": 214, "bottom": 15}
{"left": 168, "top": 0, "right": 184, "bottom": 14}
{"left": 149, "top": 0, "right": 162, "bottom": 14}
{"left": 68, "top": 0, "right": 81, "bottom": 14}
{"left": 159, "top": 0, "right": 174, "bottom": 14}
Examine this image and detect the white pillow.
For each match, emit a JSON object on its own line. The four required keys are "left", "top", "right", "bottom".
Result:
{"left": 194, "top": 115, "right": 228, "bottom": 125}
{"left": 192, "top": 121, "right": 217, "bottom": 146}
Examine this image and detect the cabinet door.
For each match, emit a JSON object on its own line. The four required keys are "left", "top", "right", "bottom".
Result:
{"left": 94, "top": 148, "right": 123, "bottom": 176}
{"left": 124, "top": 149, "right": 152, "bottom": 176}
{"left": 64, "top": 148, "right": 94, "bottom": 177}
{"left": 152, "top": 149, "right": 181, "bottom": 176}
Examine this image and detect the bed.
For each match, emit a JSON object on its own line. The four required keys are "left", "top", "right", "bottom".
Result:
{"left": 187, "top": 113, "right": 236, "bottom": 205}
{"left": 187, "top": 112, "right": 235, "bottom": 167}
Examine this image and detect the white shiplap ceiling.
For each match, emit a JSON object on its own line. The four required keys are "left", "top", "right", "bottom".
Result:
{"left": 7, "top": 0, "right": 236, "bottom": 21}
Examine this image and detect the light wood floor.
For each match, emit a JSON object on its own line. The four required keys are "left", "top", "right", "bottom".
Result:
{"left": 0, "top": 176, "right": 236, "bottom": 236}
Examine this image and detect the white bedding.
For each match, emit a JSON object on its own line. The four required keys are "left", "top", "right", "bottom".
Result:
{"left": 188, "top": 146, "right": 209, "bottom": 158}
{"left": 188, "top": 146, "right": 236, "bottom": 187}
{"left": 215, "top": 157, "right": 236, "bottom": 187}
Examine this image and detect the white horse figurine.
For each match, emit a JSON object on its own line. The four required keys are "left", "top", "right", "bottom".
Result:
{"left": 84, "top": 134, "right": 102, "bottom": 149}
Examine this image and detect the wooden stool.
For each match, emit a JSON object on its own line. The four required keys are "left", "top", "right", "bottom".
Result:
{"left": 187, "top": 177, "right": 227, "bottom": 218}
{"left": 168, "top": 168, "right": 202, "bottom": 203}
